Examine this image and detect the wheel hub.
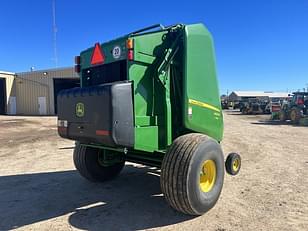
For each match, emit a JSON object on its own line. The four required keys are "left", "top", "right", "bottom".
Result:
{"left": 200, "top": 160, "right": 216, "bottom": 192}
{"left": 232, "top": 159, "right": 240, "bottom": 172}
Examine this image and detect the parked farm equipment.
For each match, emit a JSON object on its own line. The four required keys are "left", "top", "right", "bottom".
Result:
{"left": 57, "top": 23, "right": 241, "bottom": 215}
{"left": 279, "top": 92, "right": 308, "bottom": 123}
{"left": 269, "top": 101, "right": 282, "bottom": 120}
{"left": 240, "top": 98, "right": 269, "bottom": 114}
{"left": 221, "top": 99, "right": 230, "bottom": 109}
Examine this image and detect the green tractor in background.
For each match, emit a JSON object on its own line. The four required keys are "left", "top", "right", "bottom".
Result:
{"left": 279, "top": 92, "right": 308, "bottom": 123}
{"left": 57, "top": 23, "right": 241, "bottom": 215}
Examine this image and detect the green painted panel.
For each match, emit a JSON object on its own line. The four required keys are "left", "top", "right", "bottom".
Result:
{"left": 129, "top": 63, "right": 153, "bottom": 117}
{"left": 183, "top": 24, "right": 223, "bottom": 141}
{"left": 135, "top": 116, "right": 157, "bottom": 126}
{"left": 135, "top": 126, "right": 158, "bottom": 152}
{"left": 134, "top": 31, "right": 168, "bottom": 57}
{"left": 134, "top": 52, "right": 156, "bottom": 64}
{"left": 129, "top": 30, "right": 172, "bottom": 152}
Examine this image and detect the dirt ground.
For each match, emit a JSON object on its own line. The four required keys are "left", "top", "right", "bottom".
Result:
{"left": 0, "top": 111, "right": 307, "bottom": 231}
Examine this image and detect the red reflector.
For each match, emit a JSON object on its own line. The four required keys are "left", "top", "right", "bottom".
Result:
{"left": 91, "top": 43, "right": 105, "bottom": 65}
{"left": 96, "top": 130, "right": 110, "bottom": 136}
{"left": 75, "top": 65, "right": 81, "bottom": 73}
{"left": 127, "top": 50, "right": 134, "bottom": 61}
{"left": 58, "top": 127, "right": 67, "bottom": 133}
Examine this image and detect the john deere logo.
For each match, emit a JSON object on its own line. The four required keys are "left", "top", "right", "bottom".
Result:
{"left": 76, "top": 102, "right": 84, "bottom": 117}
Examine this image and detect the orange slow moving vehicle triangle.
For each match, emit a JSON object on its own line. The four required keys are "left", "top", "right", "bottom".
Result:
{"left": 91, "top": 43, "right": 105, "bottom": 65}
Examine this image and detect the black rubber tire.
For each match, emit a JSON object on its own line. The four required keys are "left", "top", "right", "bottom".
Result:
{"left": 160, "top": 133, "right": 225, "bottom": 215}
{"left": 290, "top": 107, "right": 301, "bottom": 124}
{"left": 279, "top": 110, "right": 287, "bottom": 122}
{"left": 73, "top": 143, "right": 125, "bottom": 182}
{"left": 225, "top": 153, "right": 241, "bottom": 176}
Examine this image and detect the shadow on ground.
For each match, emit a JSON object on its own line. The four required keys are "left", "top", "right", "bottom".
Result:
{"left": 251, "top": 120, "right": 287, "bottom": 126}
{"left": 223, "top": 110, "right": 264, "bottom": 116}
{"left": 0, "top": 165, "right": 192, "bottom": 230}
{"left": 251, "top": 120, "right": 304, "bottom": 127}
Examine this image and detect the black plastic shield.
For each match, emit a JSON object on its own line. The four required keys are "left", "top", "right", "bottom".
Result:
{"left": 57, "top": 81, "right": 134, "bottom": 148}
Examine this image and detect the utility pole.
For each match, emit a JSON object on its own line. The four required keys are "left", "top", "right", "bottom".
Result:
{"left": 52, "top": 0, "right": 58, "bottom": 68}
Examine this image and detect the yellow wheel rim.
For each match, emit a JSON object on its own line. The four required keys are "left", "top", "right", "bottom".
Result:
{"left": 290, "top": 111, "right": 296, "bottom": 121}
{"left": 199, "top": 160, "right": 216, "bottom": 192}
{"left": 232, "top": 158, "right": 240, "bottom": 172}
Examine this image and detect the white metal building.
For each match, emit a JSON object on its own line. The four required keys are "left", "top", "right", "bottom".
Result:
{"left": 228, "top": 91, "right": 290, "bottom": 102}
{"left": 0, "top": 67, "right": 79, "bottom": 115}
